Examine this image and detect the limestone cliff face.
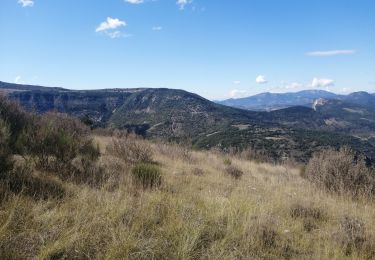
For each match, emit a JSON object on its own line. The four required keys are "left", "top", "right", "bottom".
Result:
{"left": 6, "top": 88, "right": 134, "bottom": 125}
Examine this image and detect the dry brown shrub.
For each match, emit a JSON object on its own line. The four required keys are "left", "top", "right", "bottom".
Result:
{"left": 290, "top": 203, "right": 327, "bottom": 232}
{"left": 192, "top": 167, "right": 204, "bottom": 176}
{"left": 335, "top": 216, "right": 369, "bottom": 256}
{"left": 0, "top": 118, "right": 12, "bottom": 175}
{"left": 107, "top": 134, "right": 153, "bottom": 165}
{"left": 304, "top": 147, "right": 375, "bottom": 198}
{"left": 244, "top": 216, "right": 301, "bottom": 259}
{"left": 0, "top": 95, "right": 32, "bottom": 151}
{"left": 290, "top": 203, "right": 326, "bottom": 221}
{"left": 225, "top": 165, "right": 243, "bottom": 179}
{"left": 70, "top": 156, "right": 105, "bottom": 187}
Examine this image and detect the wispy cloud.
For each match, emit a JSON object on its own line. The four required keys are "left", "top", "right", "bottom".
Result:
{"left": 177, "top": 0, "right": 192, "bottom": 10}
{"left": 96, "top": 17, "right": 126, "bottom": 33}
{"left": 233, "top": 80, "right": 241, "bottom": 85}
{"left": 306, "top": 49, "right": 356, "bottom": 57}
{"left": 106, "top": 31, "right": 131, "bottom": 39}
{"left": 18, "top": 0, "right": 34, "bottom": 7}
{"left": 255, "top": 75, "right": 267, "bottom": 84}
{"left": 311, "top": 78, "right": 334, "bottom": 88}
{"left": 124, "top": 0, "right": 144, "bottom": 4}
{"left": 340, "top": 87, "right": 352, "bottom": 93}
{"left": 152, "top": 26, "right": 163, "bottom": 31}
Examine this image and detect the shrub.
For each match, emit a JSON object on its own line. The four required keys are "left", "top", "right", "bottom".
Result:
{"left": 225, "top": 165, "right": 243, "bottom": 179}
{"left": 290, "top": 203, "right": 326, "bottom": 221}
{"left": 290, "top": 203, "right": 327, "bottom": 232}
{"left": 2, "top": 161, "right": 65, "bottom": 199}
{"left": 304, "top": 147, "right": 375, "bottom": 197}
{"left": 70, "top": 156, "right": 105, "bottom": 186}
{"left": 193, "top": 167, "right": 204, "bottom": 176}
{"left": 0, "top": 95, "right": 32, "bottom": 151}
{"left": 107, "top": 134, "right": 153, "bottom": 165}
{"left": 336, "top": 216, "right": 367, "bottom": 256}
{"left": 25, "top": 112, "right": 99, "bottom": 173}
{"left": 223, "top": 158, "right": 232, "bottom": 166}
{"left": 0, "top": 119, "right": 12, "bottom": 175}
{"left": 131, "top": 163, "right": 162, "bottom": 189}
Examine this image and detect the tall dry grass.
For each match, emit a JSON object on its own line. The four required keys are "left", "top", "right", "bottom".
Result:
{"left": 0, "top": 134, "right": 375, "bottom": 259}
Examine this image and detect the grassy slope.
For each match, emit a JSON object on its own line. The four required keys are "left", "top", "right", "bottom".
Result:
{"left": 1, "top": 136, "right": 374, "bottom": 259}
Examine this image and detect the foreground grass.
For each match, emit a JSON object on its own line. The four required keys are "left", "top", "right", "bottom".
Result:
{"left": 1, "top": 136, "right": 375, "bottom": 259}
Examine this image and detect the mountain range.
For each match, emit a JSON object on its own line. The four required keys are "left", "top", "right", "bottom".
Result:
{"left": 1, "top": 81, "right": 374, "bottom": 162}
{"left": 217, "top": 90, "right": 375, "bottom": 111}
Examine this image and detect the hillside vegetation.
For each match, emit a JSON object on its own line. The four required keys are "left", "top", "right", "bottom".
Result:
{"left": 1, "top": 96, "right": 375, "bottom": 259}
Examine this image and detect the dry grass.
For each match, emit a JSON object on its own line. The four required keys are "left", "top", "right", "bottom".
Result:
{"left": 0, "top": 136, "right": 375, "bottom": 259}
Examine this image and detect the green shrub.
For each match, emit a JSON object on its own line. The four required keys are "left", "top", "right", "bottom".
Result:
{"left": 305, "top": 147, "right": 375, "bottom": 197}
{"left": 131, "top": 163, "right": 162, "bottom": 189}
{"left": 2, "top": 161, "right": 65, "bottom": 199}
{"left": 24, "top": 112, "right": 99, "bottom": 173}
{"left": 223, "top": 158, "right": 232, "bottom": 166}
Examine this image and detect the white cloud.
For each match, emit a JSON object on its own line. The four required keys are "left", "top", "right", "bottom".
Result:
{"left": 229, "top": 89, "right": 248, "bottom": 98}
{"left": 96, "top": 17, "right": 126, "bottom": 32}
{"left": 306, "top": 50, "right": 356, "bottom": 57}
{"left": 177, "top": 0, "right": 192, "bottom": 10}
{"left": 311, "top": 78, "right": 334, "bottom": 88}
{"left": 14, "top": 76, "right": 22, "bottom": 84}
{"left": 233, "top": 80, "right": 241, "bottom": 85}
{"left": 18, "top": 0, "right": 34, "bottom": 7}
{"left": 255, "top": 75, "right": 267, "bottom": 84}
{"left": 125, "top": 0, "right": 144, "bottom": 3}
{"left": 152, "top": 26, "right": 163, "bottom": 31}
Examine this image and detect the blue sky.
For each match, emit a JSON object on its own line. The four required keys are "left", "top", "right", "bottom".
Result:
{"left": 0, "top": 0, "right": 374, "bottom": 100}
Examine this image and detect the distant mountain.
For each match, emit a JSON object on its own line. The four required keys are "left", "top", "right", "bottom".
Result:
{"left": 343, "top": 91, "right": 375, "bottom": 109}
{"left": 254, "top": 99, "right": 375, "bottom": 138}
{"left": 217, "top": 90, "right": 375, "bottom": 111}
{"left": 217, "top": 90, "right": 340, "bottom": 111}
{"left": 1, "top": 81, "right": 374, "bottom": 162}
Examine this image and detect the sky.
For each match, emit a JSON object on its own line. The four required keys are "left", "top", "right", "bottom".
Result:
{"left": 0, "top": 0, "right": 374, "bottom": 100}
